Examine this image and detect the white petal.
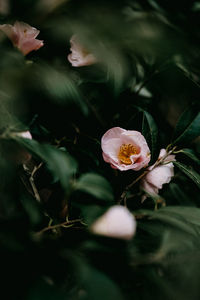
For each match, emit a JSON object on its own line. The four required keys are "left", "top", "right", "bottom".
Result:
{"left": 91, "top": 205, "right": 136, "bottom": 240}
{"left": 145, "top": 164, "right": 174, "bottom": 189}
{"left": 141, "top": 180, "right": 159, "bottom": 195}
{"left": 15, "top": 131, "right": 32, "bottom": 139}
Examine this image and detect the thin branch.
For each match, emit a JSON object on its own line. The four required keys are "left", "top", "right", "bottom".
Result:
{"left": 35, "top": 219, "right": 84, "bottom": 236}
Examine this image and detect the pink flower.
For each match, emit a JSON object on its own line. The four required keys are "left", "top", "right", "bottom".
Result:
{"left": 141, "top": 149, "right": 175, "bottom": 197}
{"left": 90, "top": 205, "right": 136, "bottom": 240}
{"left": 101, "top": 127, "right": 150, "bottom": 171}
{"left": 0, "top": 21, "right": 44, "bottom": 55}
{"left": 68, "top": 35, "right": 97, "bottom": 67}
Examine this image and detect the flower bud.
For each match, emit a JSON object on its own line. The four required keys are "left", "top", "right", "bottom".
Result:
{"left": 91, "top": 205, "right": 136, "bottom": 240}
{"left": 141, "top": 149, "right": 175, "bottom": 197}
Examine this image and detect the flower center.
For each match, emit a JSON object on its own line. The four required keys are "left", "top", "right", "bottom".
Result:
{"left": 23, "top": 29, "right": 27, "bottom": 37}
{"left": 118, "top": 144, "right": 138, "bottom": 165}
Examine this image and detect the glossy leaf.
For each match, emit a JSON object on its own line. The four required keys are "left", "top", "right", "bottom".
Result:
{"left": 172, "top": 105, "right": 200, "bottom": 145}
{"left": 141, "top": 109, "right": 159, "bottom": 164}
{"left": 178, "top": 148, "right": 200, "bottom": 165}
{"left": 174, "top": 161, "right": 200, "bottom": 189}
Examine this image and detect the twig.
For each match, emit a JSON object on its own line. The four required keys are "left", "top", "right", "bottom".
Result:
{"left": 35, "top": 219, "right": 84, "bottom": 236}
{"left": 119, "top": 170, "right": 148, "bottom": 204}
{"left": 28, "top": 162, "right": 43, "bottom": 203}
{"left": 29, "top": 176, "right": 41, "bottom": 202}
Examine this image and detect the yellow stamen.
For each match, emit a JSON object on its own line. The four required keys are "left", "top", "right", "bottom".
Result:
{"left": 118, "top": 144, "right": 138, "bottom": 165}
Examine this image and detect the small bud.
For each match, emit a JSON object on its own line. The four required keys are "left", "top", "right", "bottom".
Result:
{"left": 91, "top": 205, "right": 136, "bottom": 240}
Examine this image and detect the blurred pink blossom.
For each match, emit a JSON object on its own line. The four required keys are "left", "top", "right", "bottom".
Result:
{"left": 0, "top": 21, "right": 44, "bottom": 55}
{"left": 141, "top": 149, "right": 175, "bottom": 197}
{"left": 68, "top": 35, "right": 97, "bottom": 67}
{"left": 101, "top": 127, "right": 150, "bottom": 171}
{"left": 91, "top": 205, "right": 136, "bottom": 240}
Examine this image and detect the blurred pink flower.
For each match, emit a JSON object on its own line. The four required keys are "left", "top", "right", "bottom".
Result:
{"left": 68, "top": 35, "right": 97, "bottom": 67}
{"left": 91, "top": 205, "right": 136, "bottom": 240}
{"left": 0, "top": 21, "right": 44, "bottom": 55}
{"left": 101, "top": 127, "right": 150, "bottom": 171}
{"left": 141, "top": 149, "right": 175, "bottom": 197}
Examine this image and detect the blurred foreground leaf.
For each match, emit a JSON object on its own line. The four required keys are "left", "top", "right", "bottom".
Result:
{"left": 36, "top": 64, "right": 88, "bottom": 115}
{"left": 74, "top": 257, "right": 124, "bottom": 300}
{"left": 15, "top": 137, "right": 77, "bottom": 191}
{"left": 75, "top": 173, "right": 114, "bottom": 202}
{"left": 138, "top": 205, "right": 200, "bottom": 235}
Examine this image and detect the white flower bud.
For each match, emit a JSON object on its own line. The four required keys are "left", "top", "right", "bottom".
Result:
{"left": 141, "top": 148, "right": 175, "bottom": 197}
{"left": 91, "top": 205, "right": 136, "bottom": 240}
{"left": 16, "top": 131, "right": 32, "bottom": 139}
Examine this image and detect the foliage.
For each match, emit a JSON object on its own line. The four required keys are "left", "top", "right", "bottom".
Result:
{"left": 1, "top": 0, "right": 200, "bottom": 299}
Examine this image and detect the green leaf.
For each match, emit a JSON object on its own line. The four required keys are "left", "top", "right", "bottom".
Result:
{"left": 79, "top": 204, "right": 108, "bottom": 225}
{"left": 75, "top": 257, "right": 125, "bottom": 300}
{"left": 137, "top": 206, "right": 200, "bottom": 236}
{"left": 172, "top": 105, "right": 200, "bottom": 145}
{"left": 106, "top": 51, "right": 127, "bottom": 96}
{"left": 21, "top": 194, "right": 43, "bottom": 226}
{"left": 192, "top": 2, "right": 200, "bottom": 11}
{"left": 37, "top": 64, "right": 88, "bottom": 115}
{"left": 174, "top": 161, "right": 200, "bottom": 189}
{"left": 27, "top": 279, "right": 67, "bottom": 300}
{"left": 158, "top": 206, "right": 200, "bottom": 228}
{"left": 169, "top": 183, "right": 195, "bottom": 206}
{"left": 178, "top": 148, "right": 200, "bottom": 165}
{"left": 141, "top": 109, "right": 158, "bottom": 163}
{"left": 75, "top": 173, "right": 114, "bottom": 202}
{"left": 15, "top": 137, "right": 77, "bottom": 191}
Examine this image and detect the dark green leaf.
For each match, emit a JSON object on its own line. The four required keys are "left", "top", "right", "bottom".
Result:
{"left": 174, "top": 161, "right": 200, "bottom": 189}
{"left": 75, "top": 173, "right": 114, "bottom": 202}
{"left": 15, "top": 137, "right": 77, "bottom": 191}
{"left": 178, "top": 148, "right": 200, "bottom": 165}
{"left": 75, "top": 258, "right": 125, "bottom": 300}
{"left": 169, "top": 183, "right": 195, "bottom": 206}
{"left": 141, "top": 109, "right": 158, "bottom": 163}
{"left": 21, "top": 194, "right": 43, "bottom": 226}
{"left": 79, "top": 204, "right": 108, "bottom": 225}
{"left": 172, "top": 105, "right": 200, "bottom": 145}
{"left": 137, "top": 206, "right": 200, "bottom": 235}
{"left": 37, "top": 64, "right": 88, "bottom": 115}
